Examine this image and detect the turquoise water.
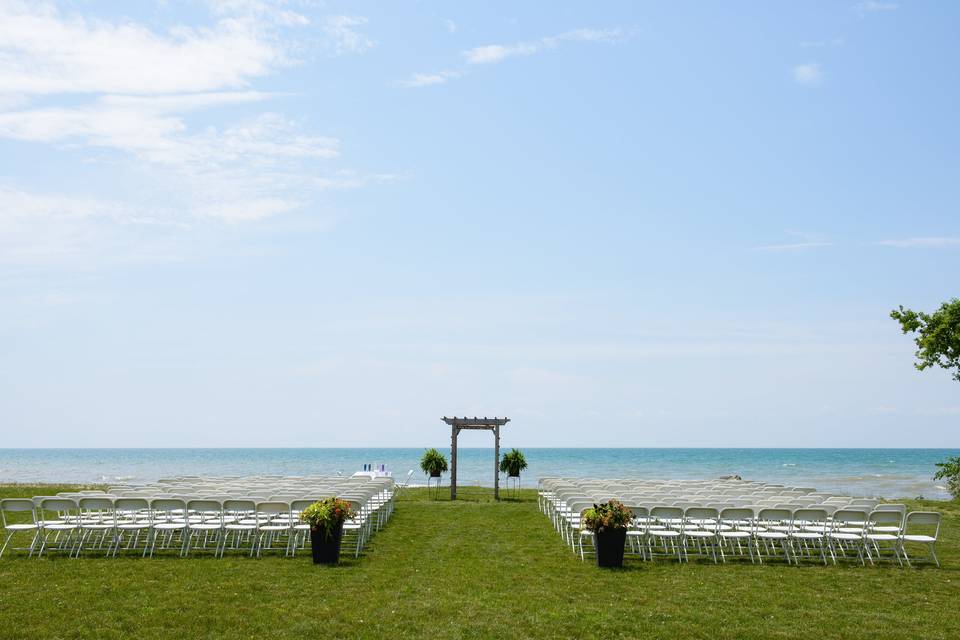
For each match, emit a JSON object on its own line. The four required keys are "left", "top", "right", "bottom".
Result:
{"left": 1, "top": 448, "right": 956, "bottom": 499}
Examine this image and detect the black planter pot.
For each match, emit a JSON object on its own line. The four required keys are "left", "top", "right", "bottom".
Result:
{"left": 430, "top": 470, "right": 441, "bottom": 478}
{"left": 594, "top": 528, "right": 627, "bottom": 568}
{"left": 310, "top": 521, "right": 345, "bottom": 565}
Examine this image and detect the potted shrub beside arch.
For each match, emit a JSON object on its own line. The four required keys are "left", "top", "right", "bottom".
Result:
{"left": 420, "top": 448, "right": 448, "bottom": 479}
{"left": 301, "top": 497, "right": 356, "bottom": 565}
{"left": 499, "top": 448, "right": 528, "bottom": 481}
{"left": 582, "top": 500, "right": 632, "bottom": 568}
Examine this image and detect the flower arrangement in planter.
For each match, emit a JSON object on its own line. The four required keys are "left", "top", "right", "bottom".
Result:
{"left": 499, "top": 448, "right": 528, "bottom": 478}
{"left": 419, "top": 448, "right": 448, "bottom": 478}
{"left": 581, "top": 500, "right": 633, "bottom": 568}
{"left": 300, "top": 497, "right": 357, "bottom": 564}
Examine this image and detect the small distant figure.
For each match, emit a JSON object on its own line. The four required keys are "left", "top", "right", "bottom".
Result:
{"left": 719, "top": 474, "right": 742, "bottom": 481}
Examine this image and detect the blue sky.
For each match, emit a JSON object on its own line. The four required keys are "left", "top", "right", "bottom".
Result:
{"left": 1, "top": 0, "right": 957, "bottom": 448}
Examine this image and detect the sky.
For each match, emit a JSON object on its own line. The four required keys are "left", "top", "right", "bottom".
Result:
{"left": 0, "top": 0, "right": 958, "bottom": 448}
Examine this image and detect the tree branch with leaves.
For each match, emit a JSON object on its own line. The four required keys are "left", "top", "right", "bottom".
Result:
{"left": 890, "top": 298, "right": 960, "bottom": 382}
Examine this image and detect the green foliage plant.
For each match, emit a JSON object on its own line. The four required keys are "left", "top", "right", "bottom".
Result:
{"left": 499, "top": 449, "right": 528, "bottom": 477}
{"left": 420, "top": 448, "right": 449, "bottom": 476}
{"left": 934, "top": 456, "right": 960, "bottom": 500}
{"left": 581, "top": 500, "right": 633, "bottom": 533}
{"left": 891, "top": 298, "right": 960, "bottom": 381}
{"left": 300, "top": 497, "right": 356, "bottom": 541}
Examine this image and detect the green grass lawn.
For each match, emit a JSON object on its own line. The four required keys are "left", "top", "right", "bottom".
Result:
{"left": 1, "top": 484, "right": 958, "bottom": 639}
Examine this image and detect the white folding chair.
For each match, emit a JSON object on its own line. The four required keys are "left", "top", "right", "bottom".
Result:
{"left": 112, "top": 498, "right": 151, "bottom": 557}
{"left": 220, "top": 499, "right": 257, "bottom": 558}
{"left": 36, "top": 498, "right": 80, "bottom": 557}
{"left": 184, "top": 500, "right": 224, "bottom": 556}
{"left": 647, "top": 506, "right": 684, "bottom": 562}
{"left": 865, "top": 509, "right": 904, "bottom": 566}
{"left": 253, "top": 502, "right": 292, "bottom": 557}
{"left": 146, "top": 498, "right": 188, "bottom": 558}
{"left": 0, "top": 499, "right": 40, "bottom": 558}
{"left": 827, "top": 509, "right": 868, "bottom": 565}
{"left": 718, "top": 508, "right": 755, "bottom": 563}
{"left": 755, "top": 508, "right": 792, "bottom": 564}
{"left": 901, "top": 511, "right": 941, "bottom": 568}
{"left": 75, "top": 497, "right": 117, "bottom": 558}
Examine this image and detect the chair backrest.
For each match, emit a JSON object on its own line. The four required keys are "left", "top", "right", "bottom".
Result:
{"left": 868, "top": 509, "right": 904, "bottom": 528}
{"left": 187, "top": 499, "right": 223, "bottom": 513}
{"left": 223, "top": 499, "right": 256, "bottom": 514}
{"left": 0, "top": 498, "right": 35, "bottom": 513}
{"left": 684, "top": 507, "right": 719, "bottom": 521}
{"left": 904, "top": 511, "right": 941, "bottom": 537}
{"left": 757, "top": 508, "right": 793, "bottom": 523}
{"left": 719, "top": 508, "right": 755, "bottom": 523}
{"left": 873, "top": 503, "right": 907, "bottom": 514}
{"left": 0, "top": 498, "right": 37, "bottom": 528}
{"left": 39, "top": 498, "right": 78, "bottom": 514}
{"left": 650, "top": 506, "right": 684, "bottom": 521}
{"left": 150, "top": 498, "right": 187, "bottom": 519}
{"left": 807, "top": 504, "right": 840, "bottom": 516}
{"left": 831, "top": 509, "right": 869, "bottom": 531}
{"left": 626, "top": 505, "right": 648, "bottom": 519}
{"left": 792, "top": 508, "right": 828, "bottom": 525}
{"left": 290, "top": 499, "right": 314, "bottom": 514}
{"left": 78, "top": 497, "right": 115, "bottom": 512}
{"left": 255, "top": 501, "right": 291, "bottom": 516}
{"left": 114, "top": 498, "right": 149, "bottom": 515}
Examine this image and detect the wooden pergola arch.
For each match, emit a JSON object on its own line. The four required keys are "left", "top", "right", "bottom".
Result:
{"left": 442, "top": 416, "right": 510, "bottom": 500}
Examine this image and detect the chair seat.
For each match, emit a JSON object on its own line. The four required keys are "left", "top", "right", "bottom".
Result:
{"left": 719, "top": 531, "right": 750, "bottom": 539}
{"left": 118, "top": 523, "right": 150, "bottom": 530}
{"left": 791, "top": 532, "right": 822, "bottom": 540}
{"left": 828, "top": 533, "right": 862, "bottom": 541}
{"left": 757, "top": 532, "right": 787, "bottom": 540}
{"left": 42, "top": 523, "right": 77, "bottom": 531}
{"left": 154, "top": 523, "right": 187, "bottom": 530}
{"left": 867, "top": 533, "right": 897, "bottom": 541}
{"left": 902, "top": 534, "right": 935, "bottom": 543}
{"left": 189, "top": 524, "right": 222, "bottom": 531}
{"left": 4, "top": 523, "right": 38, "bottom": 531}
{"left": 258, "top": 525, "right": 290, "bottom": 532}
{"left": 650, "top": 530, "right": 680, "bottom": 538}
{"left": 685, "top": 530, "right": 716, "bottom": 538}
{"left": 80, "top": 523, "right": 115, "bottom": 530}
{"left": 225, "top": 523, "right": 255, "bottom": 531}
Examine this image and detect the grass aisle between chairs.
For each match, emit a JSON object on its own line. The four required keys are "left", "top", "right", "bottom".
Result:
{"left": 1, "top": 485, "right": 959, "bottom": 639}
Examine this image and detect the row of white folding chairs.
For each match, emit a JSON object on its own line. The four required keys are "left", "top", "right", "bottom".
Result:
{"left": 0, "top": 493, "right": 392, "bottom": 560}
{"left": 557, "top": 504, "right": 940, "bottom": 567}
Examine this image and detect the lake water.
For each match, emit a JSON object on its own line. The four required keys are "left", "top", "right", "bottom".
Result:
{"left": 0, "top": 448, "right": 956, "bottom": 499}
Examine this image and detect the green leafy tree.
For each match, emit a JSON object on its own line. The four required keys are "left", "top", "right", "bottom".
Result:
{"left": 890, "top": 298, "right": 960, "bottom": 382}
{"left": 933, "top": 456, "right": 960, "bottom": 500}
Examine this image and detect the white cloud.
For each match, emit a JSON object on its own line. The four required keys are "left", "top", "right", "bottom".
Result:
{"left": 854, "top": 1, "right": 899, "bottom": 16}
{"left": 792, "top": 63, "right": 823, "bottom": 86}
{"left": 0, "top": 2, "right": 392, "bottom": 264}
{"left": 877, "top": 237, "right": 960, "bottom": 248}
{"left": 753, "top": 241, "right": 832, "bottom": 252}
{"left": 0, "top": 1, "right": 293, "bottom": 96}
{"left": 801, "top": 37, "right": 845, "bottom": 48}
{"left": 443, "top": 19, "right": 457, "bottom": 34}
{"left": 322, "top": 15, "right": 375, "bottom": 56}
{"left": 463, "top": 27, "right": 631, "bottom": 65}
{"left": 752, "top": 231, "right": 832, "bottom": 252}
{"left": 396, "top": 70, "right": 463, "bottom": 88}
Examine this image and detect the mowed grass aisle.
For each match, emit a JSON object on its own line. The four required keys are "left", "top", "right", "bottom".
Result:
{"left": 1, "top": 485, "right": 959, "bottom": 639}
